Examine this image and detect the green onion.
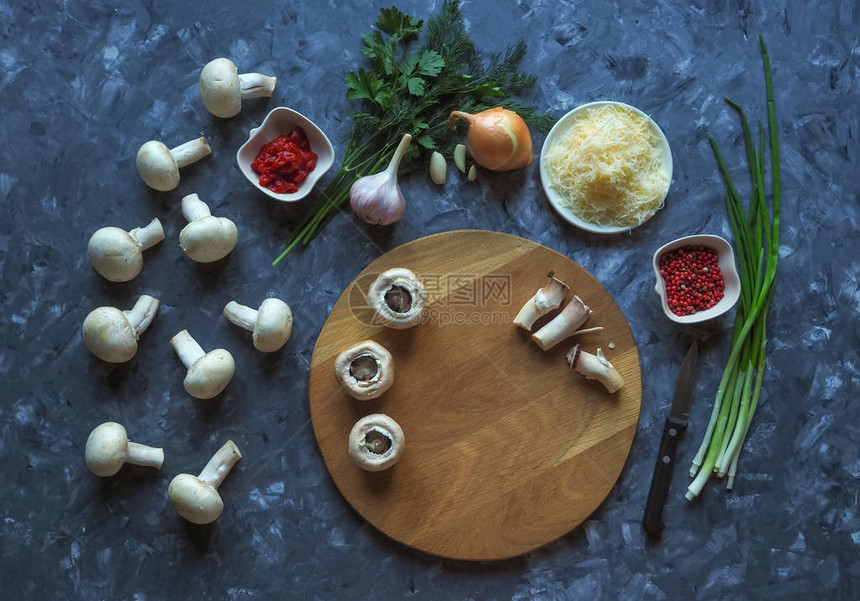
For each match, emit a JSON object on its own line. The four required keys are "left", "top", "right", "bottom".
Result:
{"left": 686, "top": 36, "right": 781, "bottom": 500}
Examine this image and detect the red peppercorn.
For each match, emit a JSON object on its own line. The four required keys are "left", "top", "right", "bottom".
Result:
{"left": 659, "top": 245, "right": 725, "bottom": 315}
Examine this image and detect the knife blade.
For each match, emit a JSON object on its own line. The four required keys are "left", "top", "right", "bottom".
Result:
{"left": 642, "top": 340, "right": 699, "bottom": 536}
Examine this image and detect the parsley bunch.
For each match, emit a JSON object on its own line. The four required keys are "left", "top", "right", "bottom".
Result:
{"left": 273, "top": 1, "right": 555, "bottom": 264}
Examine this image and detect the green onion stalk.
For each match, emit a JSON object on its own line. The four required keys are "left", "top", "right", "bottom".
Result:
{"left": 686, "top": 36, "right": 781, "bottom": 501}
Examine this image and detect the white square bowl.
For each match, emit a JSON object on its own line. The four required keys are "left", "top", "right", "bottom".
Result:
{"left": 652, "top": 234, "right": 741, "bottom": 324}
{"left": 236, "top": 107, "right": 335, "bottom": 203}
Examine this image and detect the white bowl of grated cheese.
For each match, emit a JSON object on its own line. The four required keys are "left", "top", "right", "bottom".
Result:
{"left": 540, "top": 101, "right": 672, "bottom": 234}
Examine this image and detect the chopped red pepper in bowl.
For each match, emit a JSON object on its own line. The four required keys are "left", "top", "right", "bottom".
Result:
{"left": 251, "top": 128, "right": 318, "bottom": 195}
{"left": 235, "top": 107, "right": 335, "bottom": 203}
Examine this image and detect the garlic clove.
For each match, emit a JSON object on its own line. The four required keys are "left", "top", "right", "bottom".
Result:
{"left": 454, "top": 144, "right": 467, "bottom": 173}
{"left": 429, "top": 151, "right": 446, "bottom": 185}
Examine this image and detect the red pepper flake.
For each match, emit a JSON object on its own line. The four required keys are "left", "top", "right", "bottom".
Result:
{"left": 251, "top": 128, "right": 318, "bottom": 194}
{"left": 659, "top": 245, "right": 725, "bottom": 316}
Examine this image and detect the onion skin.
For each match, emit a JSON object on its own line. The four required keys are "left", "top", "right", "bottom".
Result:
{"left": 449, "top": 107, "right": 534, "bottom": 171}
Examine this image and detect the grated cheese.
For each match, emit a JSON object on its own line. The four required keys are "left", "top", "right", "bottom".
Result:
{"left": 545, "top": 104, "right": 670, "bottom": 228}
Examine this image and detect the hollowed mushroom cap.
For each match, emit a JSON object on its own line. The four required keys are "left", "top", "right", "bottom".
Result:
{"left": 199, "top": 58, "right": 242, "bottom": 118}
{"left": 179, "top": 217, "right": 238, "bottom": 263}
{"left": 254, "top": 298, "right": 293, "bottom": 352}
{"left": 369, "top": 268, "right": 427, "bottom": 329}
{"left": 167, "top": 473, "right": 224, "bottom": 524}
{"left": 87, "top": 227, "right": 143, "bottom": 282}
{"left": 84, "top": 422, "right": 128, "bottom": 477}
{"left": 184, "top": 349, "right": 235, "bottom": 399}
{"left": 82, "top": 307, "right": 138, "bottom": 363}
{"left": 136, "top": 141, "right": 179, "bottom": 192}
{"left": 348, "top": 413, "right": 405, "bottom": 472}
{"left": 334, "top": 340, "right": 394, "bottom": 401}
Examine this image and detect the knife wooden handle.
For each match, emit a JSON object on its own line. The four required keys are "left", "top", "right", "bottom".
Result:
{"left": 642, "top": 418, "right": 685, "bottom": 536}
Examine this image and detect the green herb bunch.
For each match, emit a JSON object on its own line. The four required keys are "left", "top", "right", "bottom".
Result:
{"left": 686, "top": 37, "right": 782, "bottom": 499}
{"left": 273, "top": 1, "right": 555, "bottom": 264}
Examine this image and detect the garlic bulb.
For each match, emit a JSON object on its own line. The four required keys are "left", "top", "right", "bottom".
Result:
{"left": 350, "top": 133, "right": 412, "bottom": 225}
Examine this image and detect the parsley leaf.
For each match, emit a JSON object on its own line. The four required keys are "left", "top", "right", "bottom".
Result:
{"left": 376, "top": 7, "right": 422, "bottom": 41}
{"left": 416, "top": 50, "right": 445, "bottom": 77}
{"left": 345, "top": 68, "right": 389, "bottom": 108}
{"left": 406, "top": 77, "right": 425, "bottom": 96}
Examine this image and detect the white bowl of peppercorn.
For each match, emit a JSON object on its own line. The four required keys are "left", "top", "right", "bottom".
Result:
{"left": 652, "top": 234, "right": 741, "bottom": 324}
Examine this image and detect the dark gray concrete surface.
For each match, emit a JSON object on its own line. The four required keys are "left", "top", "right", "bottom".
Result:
{"left": 1, "top": 0, "right": 857, "bottom": 598}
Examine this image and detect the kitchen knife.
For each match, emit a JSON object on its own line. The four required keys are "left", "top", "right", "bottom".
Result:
{"left": 642, "top": 340, "right": 698, "bottom": 536}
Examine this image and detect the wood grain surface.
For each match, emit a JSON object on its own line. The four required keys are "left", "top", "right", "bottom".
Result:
{"left": 308, "top": 230, "right": 641, "bottom": 560}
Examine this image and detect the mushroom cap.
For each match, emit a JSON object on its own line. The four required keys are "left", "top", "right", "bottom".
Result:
{"left": 334, "top": 340, "right": 394, "bottom": 401}
{"left": 82, "top": 307, "right": 138, "bottom": 363}
{"left": 87, "top": 227, "right": 143, "bottom": 282}
{"left": 183, "top": 349, "right": 235, "bottom": 399}
{"left": 199, "top": 58, "right": 241, "bottom": 118}
{"left": 348, "top": 413, "right": 405, "bottom": 472}
{"left": 179, "top": 216, "right": 238, "bottom": 263}
{"left": 85, "top": 422, "right": 128, "bottom": 476}
{"left": 168, "top": 473, "right": 224, "bottom": 524}
{"left": 253, "top": 298, "right": 293, "bottom": 352}
{"left": 136, "top": 141, "right": 179, "bottom": 192}
{"left": 369, "top": 268, "right": 428, "bottom": 329}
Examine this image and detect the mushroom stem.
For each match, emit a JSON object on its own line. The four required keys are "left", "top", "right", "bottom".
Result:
{"left": 531, "top": 295, "right": 592, "bottom": 351}
{"left": 238, "top": 73, "right": 277, "bottom": 99}
{"left": 125, "top": 442, "right": 165, "bottom": 469}
{"left": 198, "top": 440, "right": 242, "bottom": 489}
{"left": 181, "top": 193, "right": 212, "bottom": 221}
{"left": 513, "top": 272, "right": 570, "bottom": 331}
{"left": 222, "top": 301, "right": 258, "bottom": 331}
{"left": 170, "top": 329, "right": 206, "bottom": 368}
{"left": 567, "top": 345, "right": 625, "bottom": 393}
{"left": 170, "top": 137, "right": 212, "bottom": 169}
{"left": 122, "top": 295, "right": 160, "bottom": 335}
{"left": 129, "top": 218, "right": 165, "bottom": 251}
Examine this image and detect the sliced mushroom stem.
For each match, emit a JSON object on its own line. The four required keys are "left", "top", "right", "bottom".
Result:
{"left": 197, "top": 440, "right": 242, "bottom": 489}
{"left": 122, "top": 294, "right": 160, "bottom": 335}
{"left": 170, "top": 137, "right": 212, "bottom": 169}
{"left": 170, "top": 329, "right": 206, "bottom": 368}
{"left": 531, "top": 295, "right": 592, "bottom": 350}
{"left": 239, "top": 73, "right": 277, "bottom": 99}
{"left": 126, "top": 441, "right": 166, "bottom": 468}
{"left": 223, "top": 301, "right": 258, "bottom": 331}
{"left": 128, "top": 218, "right": 165, "bottom": 251}
{"left": 567, "top": 345, "right": 624, "bottom": 393}
{"left": 513, "top": 271, "right": 570, "bottom": 331}
{"left": 181, "top": 193, "right": 212, "bottom": 221}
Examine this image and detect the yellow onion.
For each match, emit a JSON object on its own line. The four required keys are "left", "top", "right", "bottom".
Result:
{"left": 448, "top": 107, "right": 534, "bottom": 171}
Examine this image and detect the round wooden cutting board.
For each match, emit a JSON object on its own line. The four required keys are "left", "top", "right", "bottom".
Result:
{"left": 308, "top": 230, "right": 641, "bottom": 560}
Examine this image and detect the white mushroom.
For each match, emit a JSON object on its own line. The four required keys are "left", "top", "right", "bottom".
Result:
{"left": 531, "top": 295, "right": 592, "bottom": 351}
{"left": 168, "top": 440, "right": 242, "bottom": 524}
{"left": 334, "top": 340, "right": 394, "bottom": 401}
{"left": 513, "top": 271, "right": 570, "bottom": 331}
{"left": 199, "top": 58, "right": 277, "bottom": 118}
{"left": 85, "top": 422, "right": 164, "bottom": 477}
{"left": 170, "top": 329, "right": 235, "bottom": 399}
{"left": 82, "top": 294, "right": 159, "bottom": 363}
{"left": 136, "top": 137, "right": 212, "bottom": 192}
{"left": 178, "top": 193, "right": 238, "bottom": 263}
{"left": 87, "top": 218, "right": 165, "bottom": 282}
{"left": 223, "top": 298, "right": 292, "bottom": 352}
{"left": 567, "top": 345, "right": 624, "bottom": 393}
{"left": 348, "top": 414, "right": 405, "bottom": 471}
{"left": 369, "top": 268, "right": 427, "bottom": 329}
